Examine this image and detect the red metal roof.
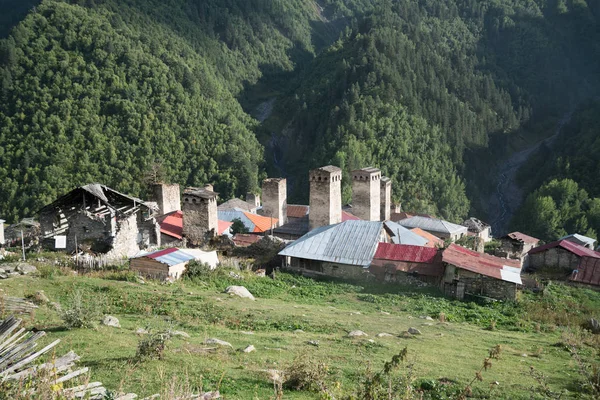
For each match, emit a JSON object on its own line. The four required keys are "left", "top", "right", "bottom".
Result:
{"left": 147, "top": 247, "right": 179, "bottom": 259}
{"left": 571, "top": 257, "right": 600, "bottom": 286}
{"left": 159, "top": 210, "right": 183, "bottom": 239}
{"left": 217, "top": 220, "right": 233, "bottom": 235}
{"left": 374, "top": 243, "right": 439, "bottom": 263}
{"left": 232, "top": 233, "right": 263, "bottom": 247}
{"left": 287, "top": 205, "right": 309, "bottom": 218}
{"left": 244, "top": 212, "right": 278, "bottom": 233}
{"left": 442, "top": 244, "right": 521, "bottom": 281}
{"left": 528, "top": 240, "right": 600, "bottom": 258}
{"left": 342, "top": 210, "right": 361, "bottom": 221}
{"left": 507, "top": 232, "right": 540, "bottom": 244}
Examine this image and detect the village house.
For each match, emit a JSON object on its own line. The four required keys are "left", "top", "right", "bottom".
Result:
{"left": 462, "top": 217, "right": 492, "bottom": 243}
{"left": 389, "top": 211, "right": 436, "bottom": 223}
{"left": 39, "top": 184, "right": 160, "bottom": 258}
{"left": 495, "top": 231, "right": 540, "bottom": 267}
{"left": 397, "top": 216, "right": 467, "bottom": 241}
{"left": 158, "top": 210, "right": 232, "bottom": 246}
{"left": 442, "top": 244, "right": 522, "bottom": 301}
{"left": 218, "top": 210, "right": 277, "bottom": 234}
{"left": 370, "top": 243, "right": 444, "bottom": 285}
{"left": 130, "top": 247, "right": 218, "bottom": 281}
{"left": 559, "top": 233, "right": 597, "bottom": 250}
{"left": 286, "top": 205, "right": 309, "bottom": 222}
{"left": 527, "top": 239, "right": 600, "bottom": 278}
{"left": 279, "top": 220, "right": 389, "bottom": 279}
{"left": 410, "top": 228, "right": 445, "bottom": 248}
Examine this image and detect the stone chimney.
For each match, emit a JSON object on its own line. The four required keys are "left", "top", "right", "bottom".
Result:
{"left": 204, "top": 184, "right": 214, "bottom": 192}
{"left": 246, "top": 192, "right": 261, "bottom": 208}
{"left": 262, "top": 178, "right": 287, "bottom": 228}
{"left": 182, "top": 187, "right": 218, "bottom": 244}
{"left": 0, "top": 219, "right": 5, "bottom": 246}
{"left": 380, "top": 177, "right": 391, "bottom": 221}
{"left": 152, "top": 183, "right": 181, "bottom": 216}
{"left": 309, "top": 165, "right": 342, "bottom": 230}
{"left": 351, "top": 167, "right": 381, "bottom": 221}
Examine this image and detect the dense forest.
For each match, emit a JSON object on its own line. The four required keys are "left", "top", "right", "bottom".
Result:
{"left": 511, "top": 100, "right": 600, "bottom": 241}
{"left": 0, "top": 0, "right": 599, "bottom": 225}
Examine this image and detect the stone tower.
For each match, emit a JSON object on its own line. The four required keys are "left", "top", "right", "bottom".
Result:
{"left": 351, "top": 167, "right": 381, "bottom": 221}
{"left": 309, "top": 166, "right": 342, "bottom": 230}
{"left": 0, "top": 219, "right": 5, "bottom": 246}
{"left": 182, "top": 187, "right": 218, "bottom": 244}
{"left": 380, "top": 176, "right": 391, "bottom": 221}
{"left": 246, "top": 192, "right": 261, "bottom": 208}
{"left": 262, "top": 178, "right": 287, "bottom": 228}
{"left": 152, "top": 183, "right": 181, "bottom": 216}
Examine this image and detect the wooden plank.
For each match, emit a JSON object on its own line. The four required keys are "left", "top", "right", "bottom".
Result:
{"left": 1, "top": 338, "right": 59, "bottom": 376}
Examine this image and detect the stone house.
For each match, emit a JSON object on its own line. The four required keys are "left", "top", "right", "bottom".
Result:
{"left": 369, "top": 243, "right": 444, "bottom": 285}
{"left": 462, "top": 217, "right": 492, "bottom": 243}
{"left": 495, "top": 232, "right": 540, "bottom": 267}
{"left": 279, "top": 220, "right": 389, "bottom": 279}
{"left": 527, "top": 239, "right": 600, "bottom": 278}
{"left": 442, "top": 244, "right": 522, "bottom": 301}
{"left": 39, "top": 184, "right": 160, "bottom": 258}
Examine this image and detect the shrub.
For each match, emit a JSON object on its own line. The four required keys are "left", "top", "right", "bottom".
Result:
{"left": 135, "top": 331, "right": 172, "bottom": 361}
{"left": 60, "top": 290, "right": 103, "bottom": 329}
{"left": 284, "top": 354, "right": 331, "bottom": 393}
{"left": 183, "top": 261, "right": 213, "bottom": 279}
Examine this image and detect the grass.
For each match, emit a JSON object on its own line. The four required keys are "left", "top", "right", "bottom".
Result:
{"left": 0, "top": 266, "right": 598, "bottom": 399}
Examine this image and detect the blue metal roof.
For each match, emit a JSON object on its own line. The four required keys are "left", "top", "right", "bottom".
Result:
{"left": 384, "top": 221, "right": 429, "bottom": 246}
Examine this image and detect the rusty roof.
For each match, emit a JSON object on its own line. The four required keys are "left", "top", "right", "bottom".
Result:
{"left": 443, "top": 244, "right": 522, "bottom": 284}
{"left": 374, "top": 243, "right": 439, "bottom": 263}
{"left": 529, "top": 240, "right": 600, "bottom": 258}
{"left": 287, "top": 205, "right": 310, "bottom": 218}
{"left": 232, "top": 233, "right": 263, "bottom": 247}
{"left": 410, "top": 228, "right": 445, "bottom": 248}
{"left": 571, "top": 257, "right": 600, "bottom": 286}
{"left": 506, "top": 232, "right": 540, "bottom": 244}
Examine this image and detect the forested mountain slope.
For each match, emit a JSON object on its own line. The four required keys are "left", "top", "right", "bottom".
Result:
{"left": 0, "top": 0, "right": 599, "bottom": 223}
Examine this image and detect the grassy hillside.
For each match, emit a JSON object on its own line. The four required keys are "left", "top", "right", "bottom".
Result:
{"left": 0, "top": 263, "right": 599, "bottom": 398}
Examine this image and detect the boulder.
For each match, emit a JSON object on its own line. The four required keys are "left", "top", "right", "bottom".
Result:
{"left": 376, "top": 333, "right": 393, "bottom": 338}
{"left": 407, "top": 327, "right": 421, "bottom": 335}
{"left": 135, "top": 328, "right": 149, "bottom": 335}
{"left": 307, "top": 340, "right": 319, "bottom": 346}
{"left": 293, "top": 329, "right": 305, "bottom": 334}
{"left": 348, "top": 330, "right": 368, "bottom": 337}
{"left": 225, "top": 286, "right": 255, "bottom": 301}
{"left": 102, "top": 315, "right": 121, "bottom": 328}
{"left": 33, "top": 291, "right": 50, "bottom": 304}
{"left": 419, "top": 316, "right": 434, "bottom": 321}
{"left": 0, "top": 272, "right": 8, "bottom": 279}
{"left": 16, "top": 263, "right": 37, "bottom": 275}
{"left": 205, "top": 338, "right": 232, "bottom": 348}
{"left": 241, "top": 345, "right": 256, "bottom": 353}
{"left": 170, "top": 330, "right": 190, "bottom": 338}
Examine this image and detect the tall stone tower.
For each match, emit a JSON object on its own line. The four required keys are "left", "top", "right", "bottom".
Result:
{"left": 246, "top": 192, "right": 261, "bottom": 208}
{"left": 182, "top": 187, "right": 218, "bottom": 244}
{"left": 309, "top": 166, "right": 342, "bottom": 230}
{"left": 380, "top": 176, "right": 391, "bottom": 221}
{"left": 0, "top": 219, "right": 5, "bottom": 246}
{"left": 152, "top": 183, "right": 181, "bottom": 216}
{"left": 351, "top": 167, "right": 381, "bottom": 221}
{"left": 262, "top": 178, "right": 287, "bottom": 228}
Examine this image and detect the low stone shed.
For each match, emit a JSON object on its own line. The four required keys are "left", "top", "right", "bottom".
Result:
{"left": 130, "top": 247, "right": 218, "bottom": 281}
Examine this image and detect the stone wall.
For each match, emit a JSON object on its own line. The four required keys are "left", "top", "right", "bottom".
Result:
{"left": 309, "top": 166, "right": 342, "bottom": 229}
{"left": 529, "top": 247, "right": 580, "bottom": 274}
{"left": 153, "top": 184, "right": 181, "bottom": 215}
{"left": 351, "top": 167, "right": 381, "bottom": 221}
{"left": 380, "top": 177, "right": 391, "bottom": 221}
{"left": 444, "top": 266, "right": 517, "bottom": 300}
{"left": 66, "top": 211, "right": 114, "bottom": 253}
{"left": 262, "top": 178, "right": 287, "bottom": 227}
{"left": 287, "top": 257, "right": 368, "bottom": 280}
{"left": 107, "top": 213, "right": 141, "bottom": 258}
{"left": 182, "top": 195, "right": 218, "bottom": 244}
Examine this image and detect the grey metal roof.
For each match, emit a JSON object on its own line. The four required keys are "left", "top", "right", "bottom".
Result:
{"left": 384, "top": 221, "right": 429, "bottom": 246}
{"left": 397, "top": 216, "right": 467, "bottom": 235}
{"left": 273, "top": 215, "right": 310, "bottom": 237}
{"left": 559, "top": 233, "right": 597, "bottom": 248}
{"left": 278, "top": 220, "right": 384, "bottom": 266}
{"left": 218, "top": 198, "right": 257, "bottom": 212}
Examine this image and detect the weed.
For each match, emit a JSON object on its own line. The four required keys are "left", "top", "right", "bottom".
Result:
{"left": 458, "top": 345, "right": 502, "bottom": 400}
{"left": 135, "top": 331, "right": 172, "bottom": 361}
{"left": 284, "top": 354, "right": 332, "bottom": 394}
{"left": 60, "top": 290, "right": 103, "bottom": 329}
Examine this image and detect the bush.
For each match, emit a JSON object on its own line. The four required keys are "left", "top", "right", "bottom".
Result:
{"left": 135, "top": 331, "right": 172, "bottom": 361}
{"left": 284, "top": 354, "right": 330, "bottom": 393}
{"left": 183, "top": 261, "right": 213, "bottom": 279}
{"left": 60, "top": 290, "right": 103, "bottom": 329}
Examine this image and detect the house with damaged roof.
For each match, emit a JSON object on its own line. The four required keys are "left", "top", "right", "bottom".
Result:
{"left": 39, "top": 183, "right": 161, "bottom": 258}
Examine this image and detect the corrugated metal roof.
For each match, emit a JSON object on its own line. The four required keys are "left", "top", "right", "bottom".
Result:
{"left": 410, "top": 228, "right": 445, "bottom": 248}
{"left": 245, "top": 212, "right": 277, "bottom": 232}
{"left": 374, "top": 243, "right": 439, "bottom": 263}
{"left": 159, "top": 210, "right": 183, "bottom": 239}
{"left": 506, "top": 232, "right": 540, "bottom": 244}
{"left": 571, "top": 257, "right": 600, "bottom": 286}
{"left": 218, "top": 210, "right": 255, "bottom": 232}
{"left": 442, "top": 244, "right": 522, "bottom": 284}
{"left": 287, "top": 205, "right": 309, "bottom": 218}
{"left": 390, "top": 212, "right": 436, "bottom": 222}
{"left": 559, "top": 233, "right": 597, "bottom": 248}
{"left": 135, "top": 247, "right": 197, "bottom": 266}
{"left": 279, "top": 220, "right": 384, "bottom": 266}
{"left": 232, "top": 234, "right": 263, "bottom": 247}
{"left": 273, "top": 215, "right": 310, "bottom": 237}
{"left": 218, "top": 198, "right": 257, "bottom": 212}
{"left": 398, "top": 216, "right": 467, "bottom": 235}
{"left": 384, "top": 222, "right": 429, "bottom": 246}
{"left": 218, "top": 220, "right": 233, "bottom": 235}
{"left": 529, "top": 240, "right": 600, "bottom": 258}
